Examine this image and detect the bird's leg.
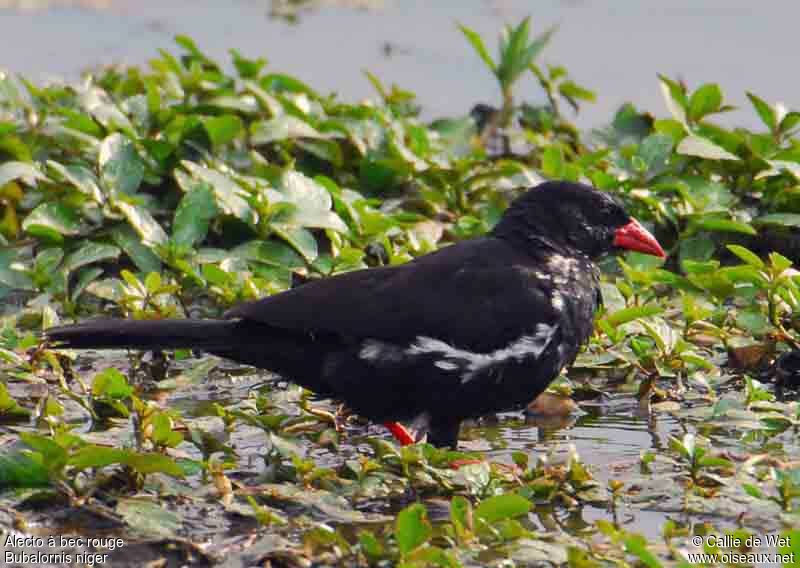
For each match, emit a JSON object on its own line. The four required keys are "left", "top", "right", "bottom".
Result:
{"left": 383, "top": 422, "right": 415, "bottom": 446}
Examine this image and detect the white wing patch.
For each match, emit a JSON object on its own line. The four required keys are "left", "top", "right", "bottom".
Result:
{"left": 406, "top": 323, "right": 557, "bottom": 383}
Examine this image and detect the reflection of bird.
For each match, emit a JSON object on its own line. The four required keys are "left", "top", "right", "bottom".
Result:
{"left": 773, "top": 350, "right": 800, "bottom": 389}
{"left": 46, "top": 181, "right": 665, "bottom": 447}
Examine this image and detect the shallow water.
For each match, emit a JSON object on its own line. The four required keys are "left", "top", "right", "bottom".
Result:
{"left": 2, "top": 0, "right": 800, "bottom": 128}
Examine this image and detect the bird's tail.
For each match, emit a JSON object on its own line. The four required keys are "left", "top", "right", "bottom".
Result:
{"left": 45, "top": 318, "right": 240, "bottom": 351}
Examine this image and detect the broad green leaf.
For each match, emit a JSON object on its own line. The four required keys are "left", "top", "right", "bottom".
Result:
{"left": 92, "top": 368, "right": 134, "bottom": 399}
{"left": 81, "top": 87, "right": 135, "bottom": 134}
{"left": 251, "top": 116, "right": 323, "bottom": 144}
{"left": 658, "top": 75, "right": 688, "bottom": 124}
{"left": 0, "top": 249, "right": 34, "bottom": 290}
{"left": 202, "top": 115, "right": 243, "bottom": 148}
{"left": 603, "top": 305, "right": 664, "bottom": 327}
{"left": 753, "top": 213, "right": 800, "bottom": 228}
{"left": 638, "top": 134, "right": 673, "bottom": 173}
{"left": 692, "top": 218, "right": 756, "bottom": 235}
{"left": 181, "top": 162, "right": 255, "bottom": 225}
{"left": 0, "top": 161, "right": 48, "bottom": 187}
{"left": 474, "top": 494, "right": 531, "bottom": 524}
{"left": 676, "top": 135, "right": 739, "bottom": 161}
{"left": 232, "top": 240, "right": 305, "bottom": 269}
{"left": 726, "top": 245, "right": 765, "bottom": 269}
{"left": 62, "top": 241, "right": 120, "bottom": 274}
{"left": 623, "top": 534, "right": 663, "bottom": 568}
{"left": 172, "top": 183, "right": 218, "bottom": 248}
{"left": 688, "top": 83, "right": 722, "bottom": 121}
{"left": 99, "top": 133, "right": 144, "bottom": 195}
{"left": 272, "top": 226, "right": 318, "bottom": 262}
{"left": 0, "top": 453, "right": 50, "bottom": 488}
{"left": 747, "top": 92, "right": 777, "bottom": 132}
{"left": 19, "top": 432, "right": 68, "bottom": 473}
{"left": 274, "top": 171, "right": 348, "bottom": 232}
{"left": 47, "top": 161, "right": 103, "bottom": 203}
{"left": 116, "top": 202, "right": 168, "bottom": 247}
{"left": 23, "top": 202, "right": 82, "bottom": 241}
{"left": 111, "top": 224, "right": 162, "bottom": 273}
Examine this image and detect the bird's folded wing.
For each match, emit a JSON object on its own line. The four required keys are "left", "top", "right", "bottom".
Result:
{"left": 225, "top": 239, "right": 560, "bottom": 351}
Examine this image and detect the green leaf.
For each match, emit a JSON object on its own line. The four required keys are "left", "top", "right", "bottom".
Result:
{"left": 676, "top": 135, "right": 740, "bottom": 161}
{"left": 558, "top": 80, "right": 596, "bottom": 103}
{"left": 395, "top": 504, "right": 432, "bottom": 556}
{"left": 658, "top": 75, "right": 689, "bottom": 124}
{"left": 693, "top": 218, "right": 756, "bottom": 235}
{"left": 116, "top": 202, "right": 168, "bottom": 247}
{"left": 603, "top": 305, "right": 664, "bottom": 327}
{"left": 181, "top": 162, "right": 255, "bottom": 225}
{"left": 47, "top": 161, "right": 103, "bottom": 203}
{"left": 19, "top": 432, "right": 68, "bottom": 474}
{"left": 92, "top": 368, "right": 134, "bottom": 400}
{"left": 0, "top": 452, "right": 50, "bottom": 487}
{"left": 780, "top": 111, "right": 800, "bottom": 134}
{"left": 778, "top": 529, "right": 800, "bottom": 567}
{"left": 474, "top": 494, "right": 531, "bottom": 525}
{"left": 111, "top": 224, "right": 162, "bottom": 273}
{"left": 623, "top": 534, "right": 663, "bottom": 568}
{"left": 68, "top": 446, "right": 128, "bottom": 470}
{"left": 274, "top": 171, "right": 348, "bottom": 232}
{"left": 0, "top": 161, "right": 48, "bottom": 188}
{"left": 541, "top": 146, "right": 565, "bottom": 178}
{"left": 747, "top": 92, "right": 777, "bottom": 132}
{"left": 230, "top": 48, "right": 267, "bottom": 79}
{"left": 0, "top": 249, "right": 34, "bottom": 290}
{"left": 688, "top": 83, "right": 723, "bottom": 121}
{"left": 726, "top": 245, "right": 765, "bottom": 269}
{"left": 0, "top": 382, "right": 30, "bottom": 418}
{"left": 202, "top": 115, "right": 244, "bottom": 149}
{"left": 232, "top": 240, "right": 305, "bottom": 269}
{"left": 458, "top": 24, "right": 497, "bottom": 73}
{"left": 272, "top": 226, "right": 318, "bottom": 262}
{"left": 251, "top": 116, "right": 323, "bottom": 144}
{"left": 81, "top": 87, "right": 135, "bottom": 134}
{"left": 638, "top": 134, "right": 673, "bottom": 173}
{"left": 753, "top": 213, "right": 800, "bottom": 228}
{"left": 23, "top": 202, "right": 82, "bottom": 241}
{"left": 172, "top": 183, "right": 218, "bottom": 248}
{"left": 62, "top": 241, "right": 120, "bottom": 274}
{"left": 99, "top": 133, "right": 144, "bottom": 195}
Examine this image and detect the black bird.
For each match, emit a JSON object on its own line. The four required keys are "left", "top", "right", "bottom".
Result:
{"left": 46, "top": 181, "right": 665, "bottom": 447}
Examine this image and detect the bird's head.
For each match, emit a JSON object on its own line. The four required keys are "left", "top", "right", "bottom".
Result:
{"left": 492, "top": 181, "right": 665, "bottom": 260}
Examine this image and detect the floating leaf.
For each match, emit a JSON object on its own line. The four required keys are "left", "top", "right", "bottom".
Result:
{"left": 474, "top": 494, "right": 531, "bottom": 525}
{"left": 395, "top": 504, "right": 432, "bottom": 556}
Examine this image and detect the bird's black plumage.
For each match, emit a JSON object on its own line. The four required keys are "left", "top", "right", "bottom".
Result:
{"left": 46, "top": 181, "right": 664, "bottom": 447}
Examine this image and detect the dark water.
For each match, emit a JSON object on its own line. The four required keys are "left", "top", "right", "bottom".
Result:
{"left": 2, "top": 0, "right": 799, "bottom": 128}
